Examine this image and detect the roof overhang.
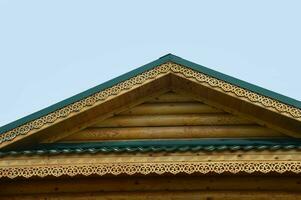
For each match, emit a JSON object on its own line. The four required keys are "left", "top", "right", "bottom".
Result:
{"left": 1, "top": 146, "right": 301, "bottom": 179}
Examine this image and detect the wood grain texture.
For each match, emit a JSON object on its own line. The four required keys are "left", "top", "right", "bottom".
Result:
{"left": 94, "top": 114, "right": 255, "bottom": 127}
{"left": 62, "top": 125, "right": 283, "bottom": 141}
{"left": 1, "top": 176, "right": 301, "bottom": 195}
{"left": 60, "top": 91, "right": 286, "bottom": 142}
{"left": 119, "top": 102, "right": 224, "bottom": 115}
{"left": 2, "top": 191, "right": 301, "bottom": 200}
{"left": 146, "top": 92, "right": 197, "bottom": 102}
{"left": 170, "top": 74, "right": 301, "bottom": 138}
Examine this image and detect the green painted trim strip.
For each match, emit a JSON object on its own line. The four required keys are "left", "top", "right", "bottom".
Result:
{"left": 1, "top": 54, "right": 300, "bottom": 135}
{"left": 1, "top": 139, "right": 301, "bottom": 156}
{"left": 32, "top": 138, "right": 301, "bottom": 150}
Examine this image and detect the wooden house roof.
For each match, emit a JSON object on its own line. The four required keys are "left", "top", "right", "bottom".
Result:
{"left": 1, "top": 54, "right": 301, "bottom": 150}
{"left": 1, "top": 54, "right": 300, "bottom": 137}
{"left": 1, "top": 54, "right": 301, "bottom": 178}
{"left": 0, "top": 54, "right": 301, "bottom": 143}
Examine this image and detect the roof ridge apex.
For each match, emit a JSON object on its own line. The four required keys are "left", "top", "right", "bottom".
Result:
{"left": 159, "top": 53, "right": 181, "bottom": 61}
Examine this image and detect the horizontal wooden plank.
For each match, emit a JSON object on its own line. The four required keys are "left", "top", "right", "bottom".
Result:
{"left": 147, "top": 92, "right": 197, "bottom": 103}
{"left": 3, "top": 191, "right": 301, "bottom": 200}
{"left": 62, "top": 126, "right": 284, "bottom": 141}
{"left": 170, "top": 74, "right": 301, "bottom": 138}
{"left": 1, "top": 176, "right": 301, "bottom": 195}
{"left": 119, "top": 102, "right": 224, "bottom": 115}
{"left": 93, "top": 114, "right": 254, "bottom": 127}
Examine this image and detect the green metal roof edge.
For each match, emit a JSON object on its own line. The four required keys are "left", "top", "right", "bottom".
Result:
{"left": 33, "top": 138, "right": 301, "bottom": 149}
{"left": 0, "top": 55, "right": 171, "bottom": 135}
{"left": 168, "top": 55, "right": 301, "bottom": 108}
{"left": 1, "top": 54, "right": 300, "bottom": 135}
{"left": 1, "top": 139, "right": 301, "bottom": 156}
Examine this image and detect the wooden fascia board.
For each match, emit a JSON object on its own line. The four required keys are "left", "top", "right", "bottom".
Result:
{"left": 1, "top": 150, "right": 301, "bottom": 179}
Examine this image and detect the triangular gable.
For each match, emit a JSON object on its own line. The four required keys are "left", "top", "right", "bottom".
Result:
{"left": 1, "top": 54, "right": 301, "bottom": 150}
{"left": 58, "top": 92, "right": 285, "bottom": 143}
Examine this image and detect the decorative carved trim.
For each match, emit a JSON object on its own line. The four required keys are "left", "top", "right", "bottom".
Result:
{"left": 1, "top": 161, "right": 301, "bottom": 179}
{"left": 170, "top": 63, "right": 301, "bottom": 119}
{"left": 1, "top": 62, "right": 301, "bottom": 144}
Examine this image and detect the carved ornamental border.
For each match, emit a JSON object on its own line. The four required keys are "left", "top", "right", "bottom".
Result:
{"left": 1, "top": 161, "right": 301, "bottom": 179}
{"left": 1, "top": 62, "right": 301, "bottom": 144}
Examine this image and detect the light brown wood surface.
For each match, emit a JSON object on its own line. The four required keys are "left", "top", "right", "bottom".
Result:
{"left": 63, "top": 126, "right": 283, "bottom": 141}
{"left": 61, "top": 91, "right": 285, "bottom": 142}
{"left": 119, "top": 102, "right": 224, "bottom": 115}
{"left": 170, "top": 74, "right": 301, "bottom": 138}
{"left": 94, "top": 114, "right": 255, "bottom": 127}
{"left": 1, "top": 175, "right": 301, "bottom": 199}
{"left": 146, "top": 92, "right": 197, "bottom": 102}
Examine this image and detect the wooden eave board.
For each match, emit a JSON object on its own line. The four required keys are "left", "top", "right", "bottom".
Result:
{"left": 2, "top": 149, "right": 301, "bottom": 179}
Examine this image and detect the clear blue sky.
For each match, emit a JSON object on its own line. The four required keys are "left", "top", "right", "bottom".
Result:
{"left": 0, "top": 0, "right": 300, "bottom": 126}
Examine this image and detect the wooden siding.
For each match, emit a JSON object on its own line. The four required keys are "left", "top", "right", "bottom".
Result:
{"left": 60, "top": 92, "right": 284, "bottom": 142}
{"left": 1, "top": 176, "right": 301, "bottom": 199}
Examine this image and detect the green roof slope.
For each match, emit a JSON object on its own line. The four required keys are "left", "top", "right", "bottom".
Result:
{"left": 1, "top": 54, "right": 300, "bottom": 135}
